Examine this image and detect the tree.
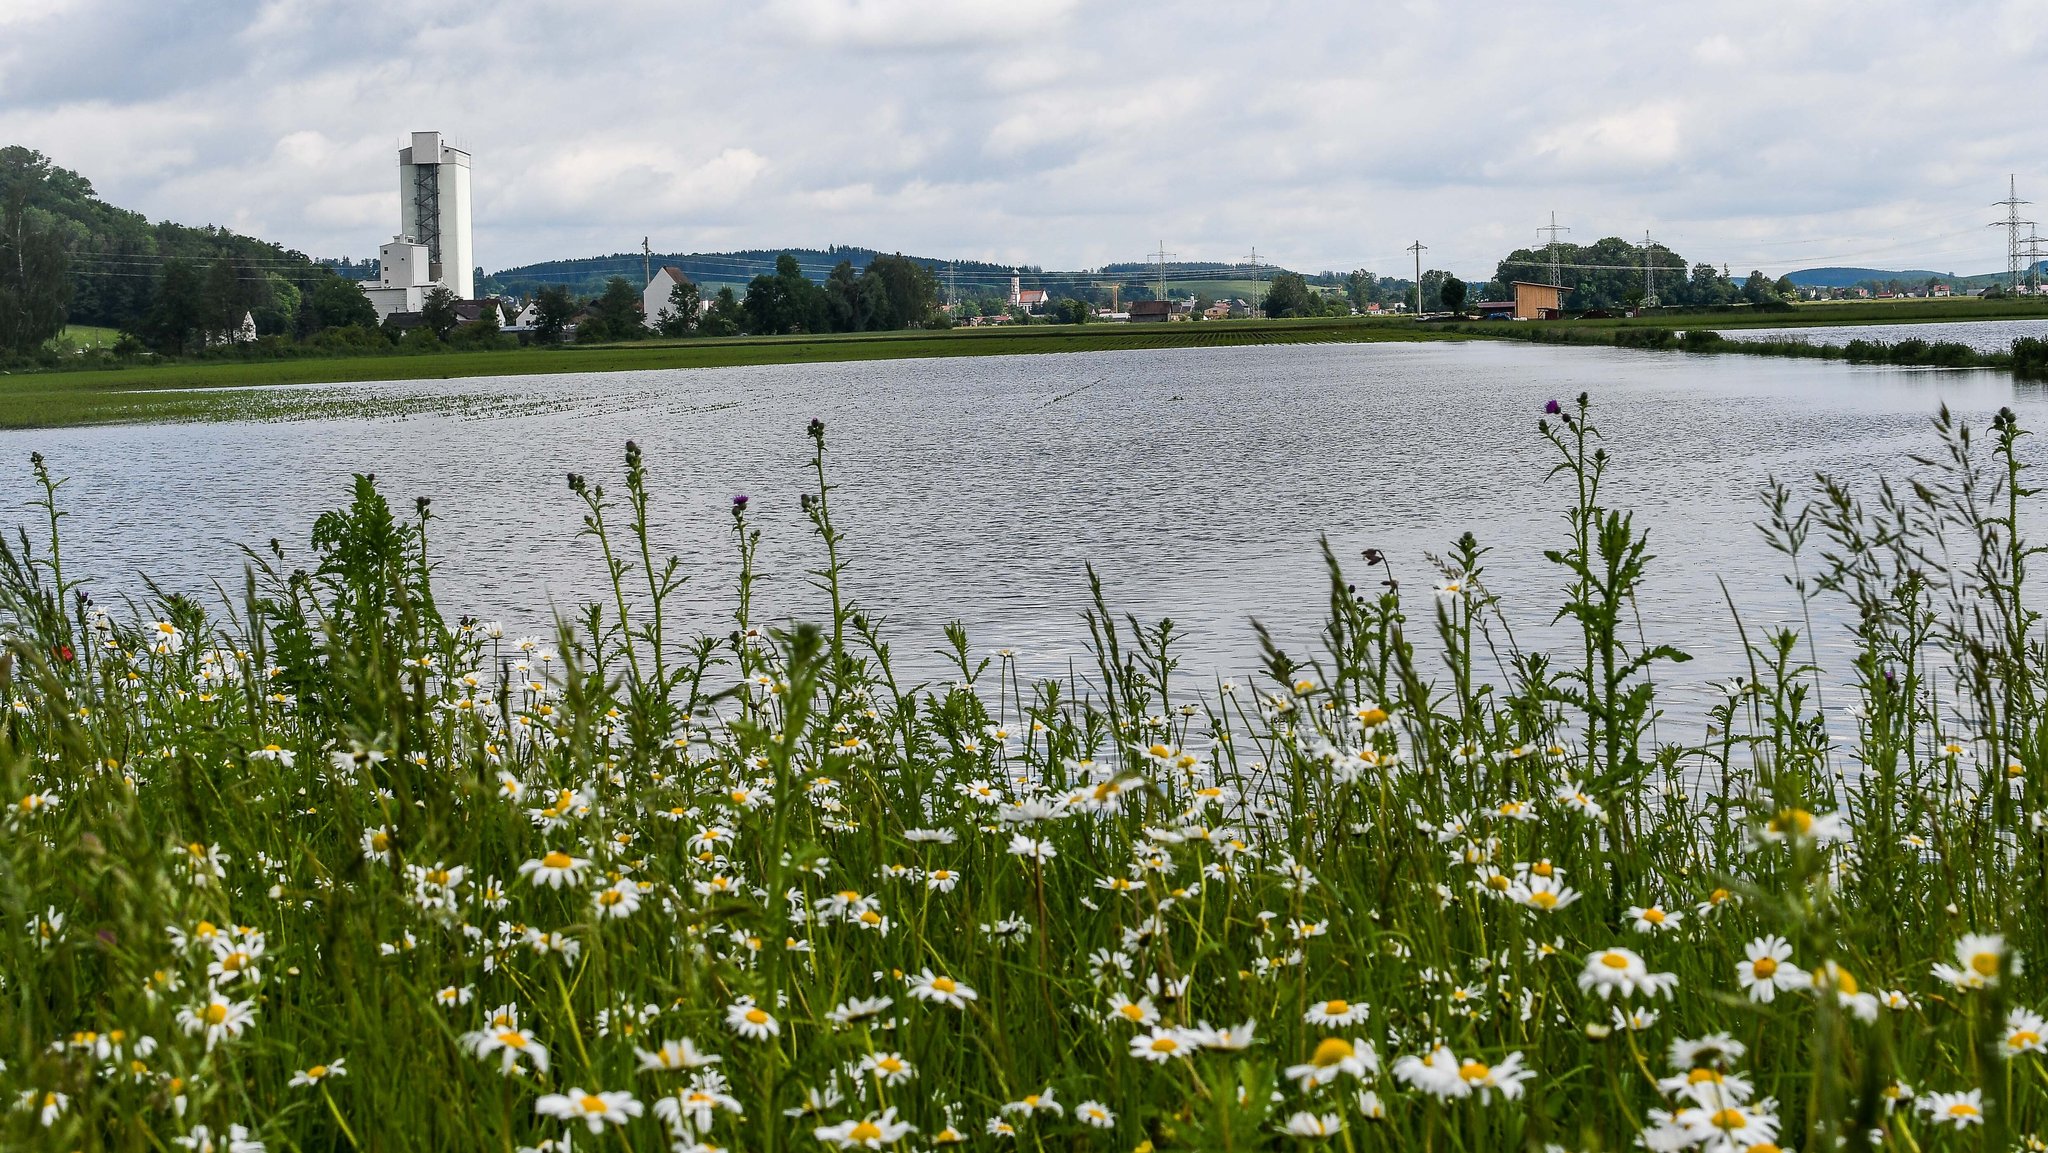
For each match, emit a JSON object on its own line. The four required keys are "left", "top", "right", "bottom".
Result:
{"left": 533, "top": 285, "right": 576, "bottom": 344}
{"left": 1773, "top": 275, "right": 1798, "bottom": 299}
{"left": 420, "top": 285, "right": 460, "bottom": 341}
{"left": 1345, "top": 270, "right": 1375, "bottom": 309}
{"left": 655, "top": 275, "right": 700, "bottom": 337}
{"left": 309, "top": 274, "right": 378, "bottom": 330}
{"left": 701, "top": 287, "right": 743, "bottom": 336}
{"left": 0, "top": 185, "right": 70, "bottom": 355}
{"left": 583, "top": 277, "right": 644, "bottom": 341}
{"left": 1440, "top": 276, "right": 1468, "bottom": 313}
{"left": 1741, "top": 271, "right": 1771, "bottom": 305}
{"left": 137, "top": 259, "right": 205, "bottom": 354}
{"left": 860, "top": 254, "right": 938, "bottom": 330}
{"left": 1053, "top": 298, "right": 1091, "bottom": 324}
{"left": 1261, "top": 271, "right": 1316, "bottom": 318}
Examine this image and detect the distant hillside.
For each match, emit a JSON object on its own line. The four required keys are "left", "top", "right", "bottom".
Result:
{"left": 485, "top": 250, "right": 1318, "bottom": 302}
{"left": 0, "top": 146, "right": 329, "bottom": 331}
{"left": 1785, "top": 266, "right": 1956, "bottom": 287}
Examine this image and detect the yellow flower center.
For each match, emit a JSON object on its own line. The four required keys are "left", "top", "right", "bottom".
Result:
{"left": 1708, "top": 888, "right": 1731, "bottom": 904}
{"left": 2010, "top": 1030, "right": 2041, "bottom": 1049}
{"left": 1310, "top": 1037, "right": 1353, "bottom": 1067}
{"left": 1458, "top": 1061, "right": 1491, "bottom": 1083}
{"left": 499, "top": 1031, "right": 527, "bottom": 1048}
{"left": 1600, "top": 952, "right": 1631, "bottom": 969}
{"left": 745, "top": 1008, "right": 769, "bottom": 1025}
{"left": 579, "top": 1095, "right": 608, "bottom": 1114}
{"left": 1150, "top": 1036, "right": 1180, "bottom": 1053}
{"left": 1486, "top": 874, "right": 1511, "bottom": 890}
{"left": 221, "top": 952, "right": 248, "bottom": 971}
{"left": 1710, "top": 1108, "right": 1747, "bottom": 1130}
{"left": 203, "top": 1003, "right": 229, "bottom": 1025}
{"left": 849, "top": 1121, "right": 883, "bottom": 1141}
{"left": 1642, "top": 908, "right": 1666, "bottom": 924}
{"left": 1118, "top": 1003, "right": 1146, "bottom": 1020}
{"left": 1529, "top": 890, "right": 1558, "bottom": 909}
{"left": 370, "top": 832, "right": 391, "bottom": 851}
{"left": 859, "top": 910, "right": 882, "bottom": 925}
{"left": 1769, "top": 808, "right": 1814, "bottom": 835}
{"left": 1751, "top": 957, "right": 1778, "bottom": 979}
{"left": 1689, "top": 1068, "right": 1722, "bottom": 1084}
{"left": 1358, "top": 708, "right": 1388, "bottom": 726}
{"left": 930, "top": 977, "right": 956, "bottom": 994}
{"left": 1971, "top": 952, "right": 2001, "bottom": 977}
{"left": 1949, "top": 1102, "right": 1981, "bottom": 1118}
{"left": 600, "top": 890, "right": 624, "bottom": 906}
{"left": 542, "top": 851, "right": 573, "bottom": 869}
{"left": 1323, "top": 999, "right": 1350, "bottom": 1015}
{"left": 306, "top": 1064, "right": 327, "bottom": 1079}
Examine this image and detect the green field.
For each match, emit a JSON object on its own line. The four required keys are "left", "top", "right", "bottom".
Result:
{"left": 1567, "top": 294, "right": 2048, "bottom": 330}
{"left": 0, "top": 317, "right": 1444, "bottom": 430}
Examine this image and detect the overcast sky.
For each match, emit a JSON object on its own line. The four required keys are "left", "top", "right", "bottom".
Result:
{"left": 3, "top": 1, "right": 2043, "bottom": 279}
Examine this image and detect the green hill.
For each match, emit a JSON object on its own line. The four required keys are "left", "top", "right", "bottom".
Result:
{"left": 0, "top": 146, "right": 330, "bottom": 333}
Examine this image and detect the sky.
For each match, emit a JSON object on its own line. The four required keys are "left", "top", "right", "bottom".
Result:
{"left": 3, "top": 1, "right": 2045, "bottom": 281}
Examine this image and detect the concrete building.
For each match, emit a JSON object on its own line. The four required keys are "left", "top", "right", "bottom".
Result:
{"left": 364, "top": 236, "right": 432, "bottom": 321}
{"left": 398, "top": 131, "right": 474, "bottom": 301}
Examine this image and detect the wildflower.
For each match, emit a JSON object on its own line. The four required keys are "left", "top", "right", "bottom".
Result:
{"left": 1303, "top": 998, "right": 1370, "bottom": 1027}
{"left": 520, "top": 850, "right": 591, "bottom": 889}
{"left": 1394, "top": 1045, "right": 1534, "bottom": 1102}
{"left": 1510, "top": 874, "right": 1580, "bottom": 913}
{"left": 1933, "top": 933, "right": 2016, "bottom": 990}
{"left": 1628, "top": 904, "right": 1681, "bottom": 933}
{"left": 1920, "top": 1088, "right": 1985, "bottom": 1127}
{"left": 1284, "top": 1036, "right": 1378, "bottom": 1089}
{"left": 1280, "top": 1112, "right": 1343, "bottom": 1139}
{"left": 1006, "top": 834, "right": 1056, "bottom": 863}
{"left": 906, "top": 969, "right": 977, "bottom": 1009}
{"left": 826, "top": 996, "right": 894, "bottom": 1026}
{"left": 1735, "top": 936, "right": 1807, "bottom": 1003}
{"left": 2005, "top": 1008, "right": 2048, "bottom": 1057}
{"left": 175, "top": 992, "right": 256, "bottom": 1051}
{"left": 859, "top": 1051, "right": 916, "bottom": 1086}
{"left": 19, "top": 1089, "right": 66, "bottom": 1127}
{"left": 536, "top": 1088, "right": 644, "bottom": 1133}
{"left": 725, "top": 996, "right": 780, "bottom": 1039}
{"left": 1108, "top": 994, "right": 1159, "bottom": 1026}
{"left": 1578, "top": 947, "right": 1679, "bottom": 999}
{"left": 1076, "top": 1100, "right": 1115, "bottom": 1128}
{"left": 461, "top": 1025, "right": 550, "bottom": 1075}
{"left": 172, "top": 1125, "right": 265, "bottom": 1153}
{"left": 1000, "top": 1088, "right": 1062, "bottom": 1117}
{"left": 654, "top": 1084, "right": 744, "bottom": 1135}
{"left": 288, "top": 1058, "right": 345, "bottom": 1087}
{"left": 1811, "top": 961, "right": 1879, "bottom": 1022}
{"left": 815, "top": 1107, "right": 917, "bottom": 1149}
{"left": 592, "top": 880, "right": 642, "bottom": 919}
{"left": 1129, "top": 1027, "right": 1195, "bottom": 1062}
{"left": 635, "top": 1039, "right": 721, "bottom": 1071}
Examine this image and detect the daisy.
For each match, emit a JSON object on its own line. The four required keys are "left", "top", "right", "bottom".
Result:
{"left": 1677, "top": 1098, "right": 1780, "bottom": 1149}
{"left": 1303, "top": 998, "right": 1370, "bottom": 1027}
{"left": 175, "top": 992, "right": 256, "bottom": 1051}
{"left": 1933, "top": 933, "right": 2016, "bottom": 990}
{"left": 1000, "top": 1088, "right": 1061, "bottom": 1117}
{"left": 1510, "top": 875, "right": 1580, "bottom": 913}
{"left": 1280, "top": 1112, "right": 1343, "bottom": 1139}
{"left": 592, "top": 880, "right": 641, "bottom": 920}
{"left": 1627, "top": 904, "right": 1682, "bottom": 933}
{"left": 1920, "top": 1088, "right": 1986, "bottom": 1127}
{"left": 1578, "top": 947, "right": 1679, "bottom": 1000}
{"left": 1129, "top": 1027, "right": 1195, "bottom": 1062}
{"left": 288, "top": 1058, "right": 345, "bottom": 1087}
{"left": 724, "top": 996, "right": 780, "bottom": 1039}
{"left": 1811, "top": 962, "right": 1879, "bottom": 1022}
{"left": 1756, "top": 807, "right": 1850, "bottom": 845}
{"left": 536, "top": 1088, "right": 643, "bottom": 1133}
{"left": 519, "top": 850, "right": 591, "bottom": 889}
{"left": 460, "top": 1025, "right": 550, "bottom": 1075}
{"left": 653, "top": 1085, "right": 744, "bottom": 1135}
{"left": 826, "top": 996, "right": 894, "bottom": 1026}
{"left": 1392, "top": 1045, "right": 1533, "bottom": 1103}
{"left": 1076, "top": 1100, "right": 1115, "bottom": 1128}
{"left": 906, "top": 969, "right": 977, "bottom": 1009}
{"left": 635, "top": 1039, "right": 721, "bottom": 1071}
{"left": 1107, "top": 994, "right": 1159, "bottom": 1027}
{"left": 857, "top": 1051, "right": 915, "bottom": 1086}
{"left": 814, "top": 1108, "right": 917, "bottom": 1149}
{"left": 2004, "top": 1008, "right": 2048, "bottom": 1057}
{"left": 1283, "top": 1036, "right": 1378, "bottom": 1089}
{"left": 1735, "top": 936, "right": 1807, "bottom": 1003}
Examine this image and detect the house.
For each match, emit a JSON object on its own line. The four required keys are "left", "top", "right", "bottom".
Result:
{"left": 1510, "top": 281, "right": 1567, "bottom": 320}
{"left": 643, "top": 266, "right": 692, "bottom": 329}
{"left": 1932, "top": 283, "right": 1952, "bottom": 297}
{"left": 1129, "top": 300, "right": 1174, "bottom": 323}
{"left": 1203, "top": 301, "right": 1233, "bottom": 320}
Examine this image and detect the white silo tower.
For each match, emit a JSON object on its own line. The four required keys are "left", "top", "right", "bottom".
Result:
{"left": 397, "top": 131, "right": 474, "bottom": 300}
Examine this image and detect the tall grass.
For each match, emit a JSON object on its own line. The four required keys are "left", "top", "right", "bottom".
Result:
{"left": 0, "top": 397, "right": 2043, "bottom": 1152}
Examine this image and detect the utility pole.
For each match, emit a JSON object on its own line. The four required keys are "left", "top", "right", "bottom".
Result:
{"left": 641, "top": 237, "right": 651, "bottom": 287}
{"left": 1242, "top": 247, "right": 1264, "bottom": 316}
{"left": 2027, "top": 228, "right": 2047, "bottom": 295}
{"left": 1993, "top": 175, "right": 2034, "bottom": 294}
{"left": 1150, "top": 240, "right": 1177, "bottom": 302}
{"left": 1407, "top": 241, "right": 1428, "bottom": 314}
{"left": 1641, "top": 231, "right": 1659, "bottom": 309}
{"left": 1538, "top": 212, "right": 1570, "bottom": 288}
{"left": 947, "top": 261, "right": 957, "bottom": 314}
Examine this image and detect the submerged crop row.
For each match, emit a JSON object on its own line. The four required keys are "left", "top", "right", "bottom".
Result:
{"left": 0, "top": 398, "right": 2044, "bottom": 1152}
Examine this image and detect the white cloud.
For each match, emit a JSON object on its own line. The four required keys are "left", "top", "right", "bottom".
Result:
{"left": 0, "top": 1, "right": 2043, "bottom": 278}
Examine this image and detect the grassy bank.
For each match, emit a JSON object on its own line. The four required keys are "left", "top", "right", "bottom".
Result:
{"left": 1, "top": 317, "right": 1447, "bottom": 429}
{"left": 1561, "top": 294, "right": 2048, "bottom": 331}
{"left": 1, "top": 404, "right": 2045, "bottom": 1150}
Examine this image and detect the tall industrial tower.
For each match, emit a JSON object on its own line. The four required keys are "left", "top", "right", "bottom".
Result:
{"left": 398, "top": 132, "right": 474, "bottom": 300}
{"left": 1993, "top": 175, "right": 2033, "bottom": 295}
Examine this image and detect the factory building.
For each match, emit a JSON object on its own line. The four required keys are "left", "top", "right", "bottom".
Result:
{"left": 365, "top": 131, "right": 474, "bottom": 321}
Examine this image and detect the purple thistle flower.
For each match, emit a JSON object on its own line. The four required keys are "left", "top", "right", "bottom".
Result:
{"left": 1544, "top": 399, "right": 1563, "bottom": 416}
{"left": 731, "top": 494, "right": 749, "bottom": 511}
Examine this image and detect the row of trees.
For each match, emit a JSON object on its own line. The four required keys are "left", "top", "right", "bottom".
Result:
{"left": 1483, "top": 237, "right": 1797, "bottom": 312}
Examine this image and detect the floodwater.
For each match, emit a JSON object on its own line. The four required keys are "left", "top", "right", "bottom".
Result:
{"left": 1713, "top": 316, "right": 2048, "bottom": 353}
{"left": 2, "top": 340, "right": 2043, "bottom": 733}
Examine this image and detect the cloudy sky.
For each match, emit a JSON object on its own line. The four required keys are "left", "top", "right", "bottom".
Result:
{"left": 2, "top": 1, "right": 2043, "bottom": 279}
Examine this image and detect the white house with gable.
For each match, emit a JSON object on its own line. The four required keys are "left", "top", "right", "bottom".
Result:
{"left": 643, "top": 266, "right": 693, "bottom": 329}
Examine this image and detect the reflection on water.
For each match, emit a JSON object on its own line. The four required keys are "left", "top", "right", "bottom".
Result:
{"left": 1, "top": 340, "right": 2042, "bottom": 736}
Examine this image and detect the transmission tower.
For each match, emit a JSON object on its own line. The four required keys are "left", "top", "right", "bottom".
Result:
{"left": 2026, "top": 228, "right": 2047, "bottom": 295}
{"left": 1993, "top": 175, "right": 2034, "bottom": 294}
{"left": 1407, "top": 241, "right": 1428, "bottom": 314}
{"left": 1150, "top": 241, "right": 1177, "bottom": 302}
{"left": 1641, "top": 231, "right": 1660, "bottom": 309}
{"left": 1537, "top": 212, "right": 1571, "bottom": 288}
{"left": 1242, "top": 247, "right": 1263, "bottom": 315}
